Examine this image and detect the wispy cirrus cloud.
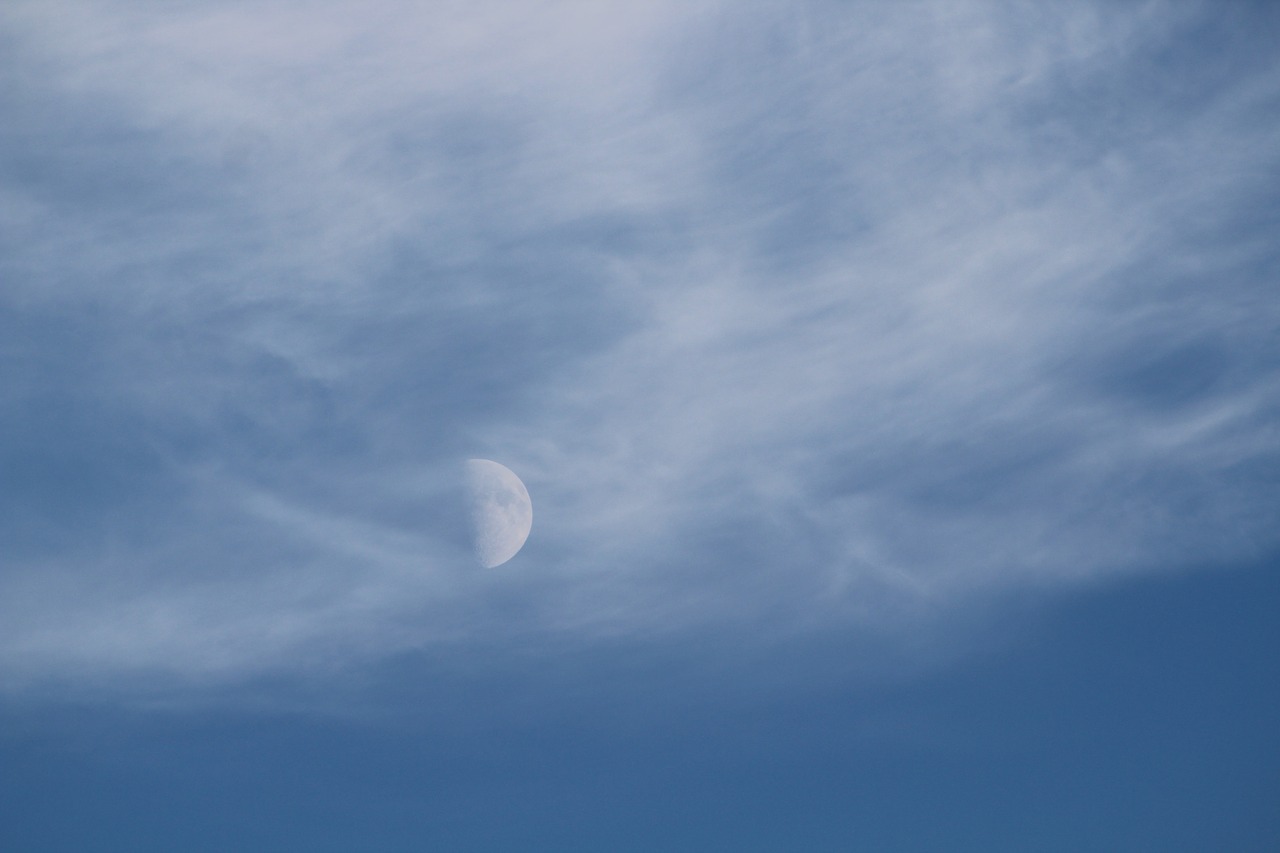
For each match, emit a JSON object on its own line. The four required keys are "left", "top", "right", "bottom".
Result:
{"left": 1, "top": 0, "right": 1277, "bottom": 698}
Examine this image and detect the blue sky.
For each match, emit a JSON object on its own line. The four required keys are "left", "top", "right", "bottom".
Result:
{"left": 2, "top": 1, "right": 1279, "bottom": 849}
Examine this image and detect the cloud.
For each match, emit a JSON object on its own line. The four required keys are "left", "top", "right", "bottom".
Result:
{"left": 1, "top": 0, "right": 1277, "bottom": 698}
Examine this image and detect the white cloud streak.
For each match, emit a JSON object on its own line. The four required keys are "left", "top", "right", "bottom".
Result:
{"left": 1, "top": 0, "right": 1277, "bottom": 697}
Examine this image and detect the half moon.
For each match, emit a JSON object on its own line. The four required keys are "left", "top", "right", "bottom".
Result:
{"left": 465, "top": 458, "right": 533, "bottom": 568}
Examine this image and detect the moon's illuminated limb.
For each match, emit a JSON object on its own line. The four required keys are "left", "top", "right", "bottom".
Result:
{"left": 465, "top": 459, "right": 532, "bottom": 568}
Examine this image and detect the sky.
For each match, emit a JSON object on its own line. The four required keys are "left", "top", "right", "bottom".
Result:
{"left": 2, "top": 1, "right": 1278, "bottom": 850}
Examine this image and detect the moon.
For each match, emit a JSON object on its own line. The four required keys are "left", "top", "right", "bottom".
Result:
{"left": 465, "top": 459, "right": 533, "bottom": 568}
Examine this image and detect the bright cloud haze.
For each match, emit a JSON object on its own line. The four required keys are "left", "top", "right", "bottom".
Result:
{"left": 2, "top": 2, "right": 1278, "bottom": 849}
